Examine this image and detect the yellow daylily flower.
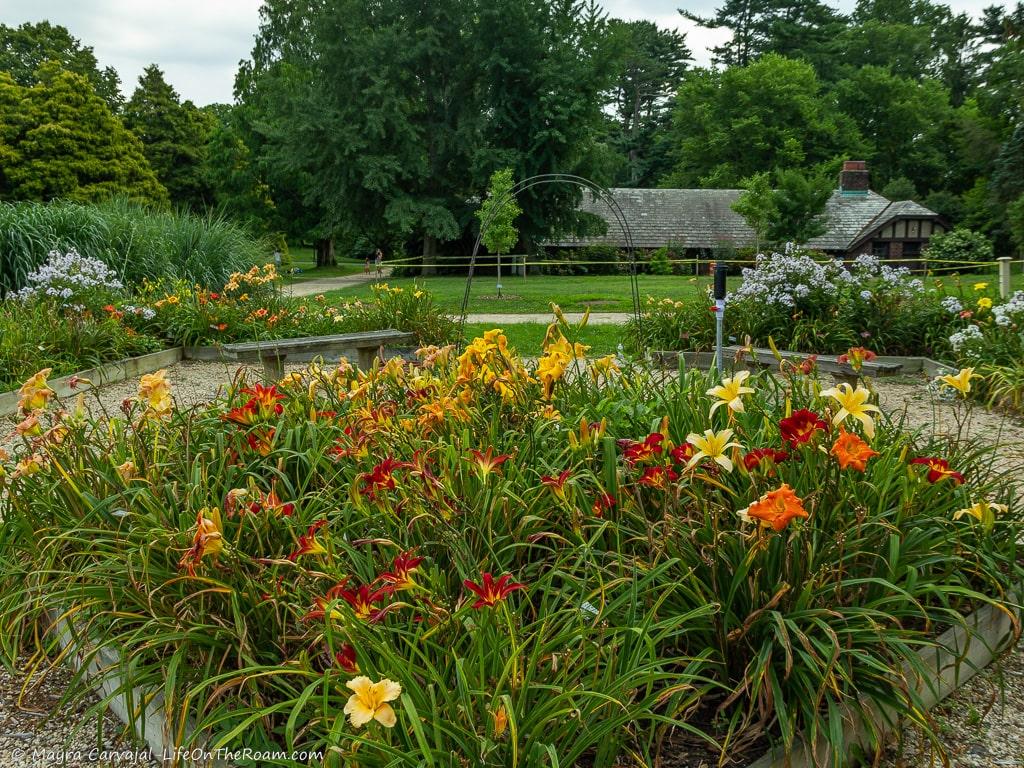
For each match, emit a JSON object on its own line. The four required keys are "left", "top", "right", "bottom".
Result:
{"left": 973, "top": 282, "right": 988, "bottom": 291}
{"left": 819, "top": 383, "right": 881, "bottom": 439}
{"left": 937, "top": 367, "right": 981, "bottom": 397}
{"left": 706, "top": 370, "right": 755, "bottom": 416}
{"left": 18, "top": 368, "right": 54, "bottom": 413}
{"left": 977, "top": 297, "right": 993, "bottom": 309}
{"left": 137, "top": 369, "right": 173, "bottom": 418}
{"left": 686, "top": 428, "right": 742, "bottom": 472}
{"left": 954, "top": 500, "right": 1008, "bottom": 531}
{"left": 344, "top": 676, "right": 402, "bottom": 728}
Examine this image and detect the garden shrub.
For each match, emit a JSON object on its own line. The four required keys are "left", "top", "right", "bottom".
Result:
{"left": 925, "top": 227, "right": 995, "bottom": 265}
{"left": 647, "top": 246, "right": 673, "bottom": 275}
{"left": 630, "top": 250, "right": 957, "bottom": 357}
{"left": 0, "top": 317, "right": 1019, "bottom": 766}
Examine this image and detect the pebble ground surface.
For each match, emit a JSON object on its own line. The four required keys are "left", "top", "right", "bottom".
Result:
{"left": 1, "top": 361, "right": 1023, "bottom": 767}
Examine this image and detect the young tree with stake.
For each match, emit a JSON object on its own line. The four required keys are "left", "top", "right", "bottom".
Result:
{"left": 476, "top": 168, "right": 521, "bottom": 298}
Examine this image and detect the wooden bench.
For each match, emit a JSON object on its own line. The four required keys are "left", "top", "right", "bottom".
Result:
{"left": 725, "top": 345, "right": 903, "bottom": 386}
{"left": 219, "top": 329, "right": 416, "bottom": 380}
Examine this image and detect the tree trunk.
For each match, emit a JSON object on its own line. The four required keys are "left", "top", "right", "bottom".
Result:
{"left": 315, "top": 238, "right": 336, "bottom": 268}
{"left": 422, "top": 235, "right": 438, "bottom": 276}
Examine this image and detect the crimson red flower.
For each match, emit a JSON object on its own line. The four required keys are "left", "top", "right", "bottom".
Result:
{"left": 779, "top": 410, "right": 828, "bottom": 447}
{"left": 743, "top": 448, "right": 790, "bottom": 472}
{"left": 910, "top": 457, "right": 965, "bottom": 484}
{"left": 287, "top": 519, "right": 328, "bottom": 561}
{"left": 541, "top": 469, "right": 572, "bottom": 499}
{"left": 245, "top": 427, "right": 276, "bottom": 456}
{"left": 376, "top": 550, "right": 424, "bottom": 591}
{"left": 360, "top": 457, "right": 412, "bottom": 499}
{"left": 463, "top": 572, "right": 526, "bottom": 609}
{"left": 669, "top": 443, "right": 694, "bottom": 465}
{"left": 334, "top": 644, "right": 359, "bottom": 673}
{"left": 306, "top": 578, "right": 391, "bottom": 622}
{"left": 469, "top": 447, "right": 512, "bottom": 477}
{"left": 619, "top": 433, "right": 664, "bottom": 466}
{"left": 248, "top": 483, "right": 295, "bottom": 516}
{"left": 638, "top": 465, "right": 678, "bottom": 489}
{"left": 592, "top": 492, "right": 616, "bottom": 517}
{"left": 241, "top": 384, "right": 285, "bottom": 419}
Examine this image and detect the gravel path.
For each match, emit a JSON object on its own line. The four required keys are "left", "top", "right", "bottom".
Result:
{"left": 2, "top": 361, "right": 1023, "bottom": 766}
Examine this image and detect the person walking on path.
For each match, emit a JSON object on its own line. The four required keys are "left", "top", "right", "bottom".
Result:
{"left": 364, "top": 255, "right": 370, "bottom": 275}
{"left": 374, "top": 249, "right": 384, "bottom": 278}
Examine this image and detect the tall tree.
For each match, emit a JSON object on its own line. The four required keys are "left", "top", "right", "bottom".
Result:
{"left": 604, "top": 19, "right": 691, "bottom": 186}
{"left": 124, "top": 65, "right": 214, "bottom": 210}
{"left": 833, "top": 66, "right": 953, "bottom": 192}
{"left": 0, "top": 65, "right": 165, "bottom": 204}
{"left": 664, "top": 55, "right": 863, "bottom": 187}
{"left": 0, "top": 21, "right": 122, "bottom": 110}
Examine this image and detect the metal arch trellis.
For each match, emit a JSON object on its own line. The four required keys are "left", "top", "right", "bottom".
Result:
{"left": 458, "top": 173, "right": 642, "bottom": 350}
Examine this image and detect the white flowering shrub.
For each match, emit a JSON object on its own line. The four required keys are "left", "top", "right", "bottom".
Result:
{"left": 719, "top": 248, "right": 951, "bottom": 354}
{"left": 12, "top": 249, "right": 125, "bottom": 311}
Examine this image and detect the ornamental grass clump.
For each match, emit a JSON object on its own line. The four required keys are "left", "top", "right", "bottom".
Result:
{"left": 0, "top": 309, "right": 1020, "bottom": 766}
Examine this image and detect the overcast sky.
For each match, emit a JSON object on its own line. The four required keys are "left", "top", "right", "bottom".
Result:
{"left": 0, "top": 0, "right": 999, "bottom": 106}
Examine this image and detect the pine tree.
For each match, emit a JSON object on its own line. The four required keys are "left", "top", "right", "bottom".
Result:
{"left": 124, "top": 65, "right": 214, "bottom": 209}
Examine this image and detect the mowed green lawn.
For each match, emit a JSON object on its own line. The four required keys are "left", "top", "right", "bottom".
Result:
{"left": 282, "top": 247, "right": 366, "bottom": 281}
{"left": 323, "top": 273, "right": 725, "bottom": 314}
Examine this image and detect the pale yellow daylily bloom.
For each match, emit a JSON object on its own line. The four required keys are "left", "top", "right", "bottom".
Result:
{"left": 706, "top": 370, "right": 755, "bottom": 416}
{"left": 686, "top": 428, "right": 742, "bottom": 472}
{"left": 938, "top": 367, "right": 980, "bottom": 397}
{"left": 819, "top": 383, "right": 881, "bottom": 439}
{"left": 973, "top": 282, "right": 988, "bottom": 291}
{"left": 344, "top": 676, "right": 402, "bottom": 728}
{"left": 954, "top": 500, "right": 1008, "bottom": 528}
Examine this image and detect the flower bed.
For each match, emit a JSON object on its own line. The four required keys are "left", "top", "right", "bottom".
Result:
{"left": 0, "top": 252, "right": 456, "bottom": 392}
{"left": 0, "top": 315, "right": 1020, "bottom": 766}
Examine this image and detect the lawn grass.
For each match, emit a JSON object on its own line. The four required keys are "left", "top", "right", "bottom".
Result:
{"left": 323, "top": 273, "right": 721, "bottom": 314}
{"left": 461, "top": 321, "right": 625, "bottom": 356}
{"left": 282, "top": 246, "right": 365, "bottom": 282}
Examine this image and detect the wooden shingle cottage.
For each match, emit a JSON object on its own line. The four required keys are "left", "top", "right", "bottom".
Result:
{"left": 553, "top": 161, "right": 945, "bottom": 263}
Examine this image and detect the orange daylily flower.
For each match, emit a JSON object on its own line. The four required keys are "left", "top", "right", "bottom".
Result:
{"left": 469, "top": 447, "right": 512, "bottom": 478}
{"left": 830, "top": 427, "right": 878, "bottom": 472}
{"left": 739, "top": 484, "right": 809, "bottom": 531}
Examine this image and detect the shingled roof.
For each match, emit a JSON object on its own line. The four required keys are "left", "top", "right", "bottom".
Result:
{"left": 550, "top": 188, "right": 939, "bottom": 252}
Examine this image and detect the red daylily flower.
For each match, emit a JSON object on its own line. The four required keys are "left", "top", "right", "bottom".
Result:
{"left": 245, "top": 427, "right": 276, "bottom": 456}
{"left": 376, "top": 550, "right": 424, "bottom": 591}
{"left": 241, "top": 384, "right": 285, "bottom": 419}
{"left": 463, "top": 572, "right": 526, "bottom": 609}
{"left": 334, "top": 644, "right": 359, "bottom": 673}
{"left": 223, "top": 400, "right": 259, "bottom": 426}
{"left": 779, "top": 410, "right": 828, "bottom": 447}
{"left": 359, "top": 457, "right": 412, "bottom": 499}
{"left": 287, "top": 519, "right": 328, "bottom": 560}
{"left": 910, "top": 457, "right": 965, "bottom": 484}
{"left": 540, "top": 469, "right": 572, "bottom": 499}
{"left": 592, "top": 492, "right": 616, "bottom": 517}
{"left": 619, "top": 433, "right": 664, "bottom": 466}
{"left": 669, "top": 443, "right": 694, "bottom": 465}
{"left": 248, "top": 484, "right": 295, "bottom": 517}
{"left": 638, "top": 464, "right": 679, "bottom": 489}
{"left": 469, "top": 448, "right": 512, "bottom": 478}
{"left": 743, "top": 448, "right": 790, "bottom": 473}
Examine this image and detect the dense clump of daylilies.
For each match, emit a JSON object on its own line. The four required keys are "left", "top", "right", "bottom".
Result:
{"left": 1, "top": 315, "right": 1019, "bottom": 767}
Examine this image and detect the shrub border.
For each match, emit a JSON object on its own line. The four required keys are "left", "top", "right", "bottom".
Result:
{"left": 42, "top": 595, "right": 1017, "bottom": 767}
{"left": 0, "top": 347, "right": 184, "bottom": 417}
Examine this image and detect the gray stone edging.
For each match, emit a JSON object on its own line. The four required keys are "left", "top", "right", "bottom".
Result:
{"left": 658, "top": 350, "right": 957, "bottom": 378}
{"left": 0, "top": 348, "right": 184, "bottom": 417}
{"left": 748, "top": 596, "right": 1019, "bottom": 768}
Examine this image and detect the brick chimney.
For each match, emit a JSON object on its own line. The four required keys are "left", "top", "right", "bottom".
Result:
{"left": 839, "top": 160, "right": 869, "bottom": 195}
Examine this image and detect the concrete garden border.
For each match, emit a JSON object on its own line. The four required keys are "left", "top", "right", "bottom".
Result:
{"left": 0, "top": 347, "right": 183, "bottom": 417}
{"left": 656, "top": 350, "right": 957, "bottom": 379}
{"left": 44, "top": 595, "right": 1017, "bottom": 768}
